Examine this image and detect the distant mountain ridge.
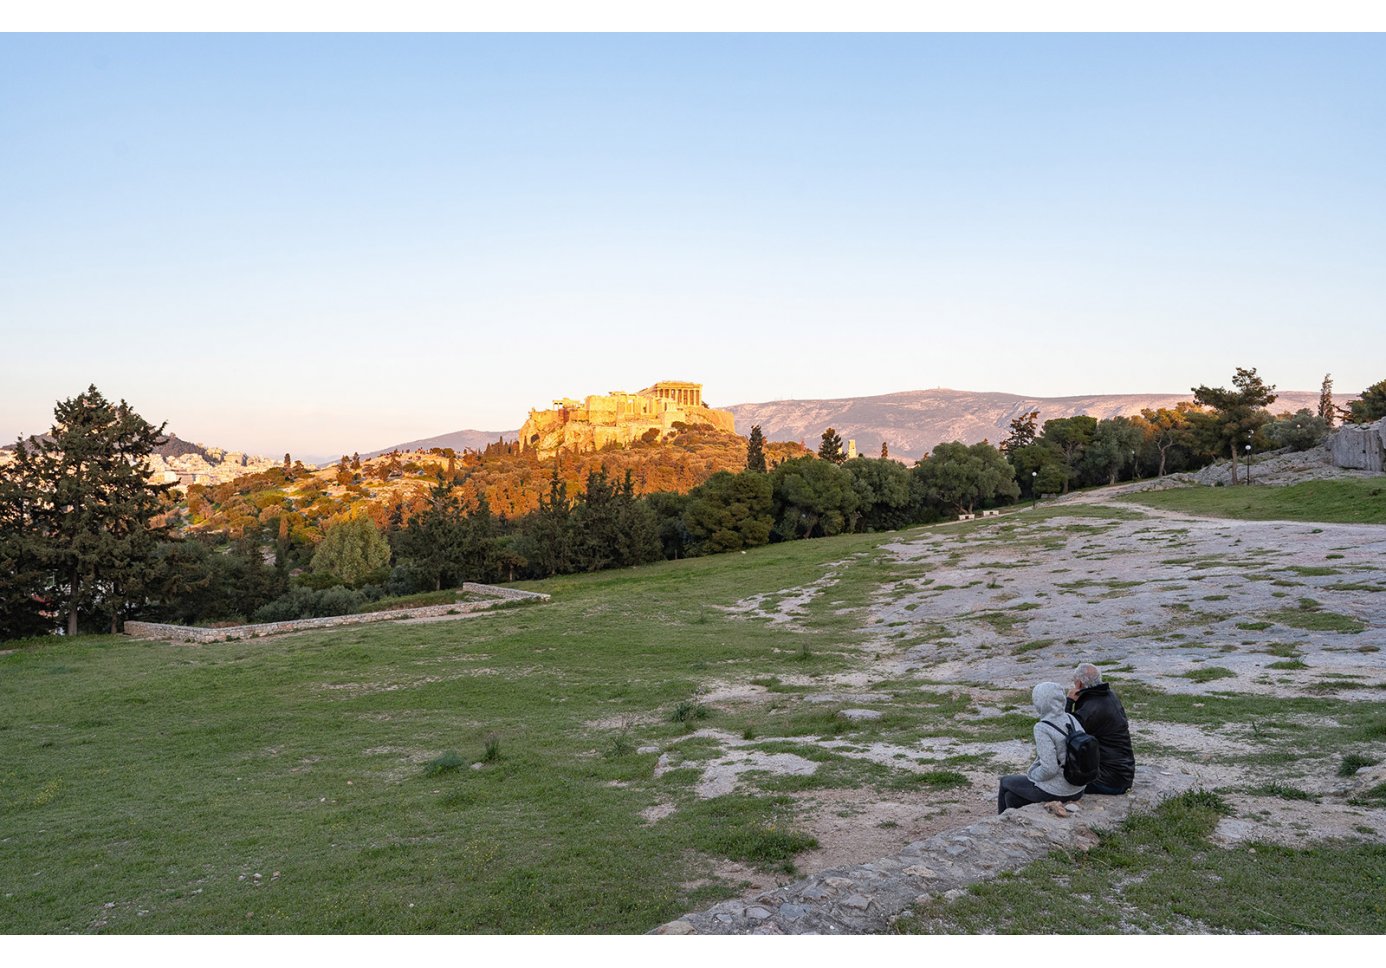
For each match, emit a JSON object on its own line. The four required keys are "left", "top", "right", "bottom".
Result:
{"left": 724, "top": 388, "right": 1328, "bottom": 460}
{"left": 363, "top": 429, "right": 516, "bottom": 458}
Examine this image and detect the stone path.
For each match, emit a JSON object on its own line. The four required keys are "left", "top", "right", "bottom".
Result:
{"left": 653, "top": 766, "right": 1196, "bottom": 934}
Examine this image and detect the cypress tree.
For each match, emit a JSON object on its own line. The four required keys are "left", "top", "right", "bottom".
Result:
{"left": 818, "top": 427, "right": 845, "bottom": 464}
{"left": 746, "top": 425, "right": 767, "bottom": 473}
{"left": 1318, "top": 374, "right": 1335, "bottom": 427}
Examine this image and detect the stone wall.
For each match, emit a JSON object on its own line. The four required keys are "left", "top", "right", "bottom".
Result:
{"left": 1330, "top": 418, "right": 1386, "bottom": 472}
{"left": 124, "top": 584, "right": 549, "bottom": 644}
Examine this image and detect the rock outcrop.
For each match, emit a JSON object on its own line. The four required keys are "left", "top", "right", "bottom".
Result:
{"left": 519, "top": 380, "right": 736, "bottom": 458}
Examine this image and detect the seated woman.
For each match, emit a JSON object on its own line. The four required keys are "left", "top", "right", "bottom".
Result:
{"left": 997, "top": 681, "right": 1087, "bottom": 815}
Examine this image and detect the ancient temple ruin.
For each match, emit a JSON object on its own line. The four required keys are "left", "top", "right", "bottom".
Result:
{"left": 518, "top": 380, "right": 736, "bottom": 458}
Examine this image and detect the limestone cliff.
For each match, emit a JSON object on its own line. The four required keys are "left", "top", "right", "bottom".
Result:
{"left": 519, "top": 380, "right": 736, "bottom": 458}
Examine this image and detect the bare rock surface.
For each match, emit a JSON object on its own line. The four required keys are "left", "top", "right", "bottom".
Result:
{"left": 653, "top": 767, "right": 1195, "bottom": 934}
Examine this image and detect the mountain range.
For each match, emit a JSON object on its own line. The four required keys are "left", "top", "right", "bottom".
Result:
{"left": 366, "top": 387, "right": 1327, "bottom": 462}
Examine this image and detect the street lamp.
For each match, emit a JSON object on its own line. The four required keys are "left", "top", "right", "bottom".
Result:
{"left": 1245, "top": 443, "right": 1252, "bottom": 484}
{"left": 1031, "top": 470, "right": 1038, "bottom": 509}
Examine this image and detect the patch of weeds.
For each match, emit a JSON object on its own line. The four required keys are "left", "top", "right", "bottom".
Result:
{"left": 605, "top": 731, "right": 636, "bottom": 758}
{"left": 1267, "top": 659, "right": 1307, "bottom": 670}
{"left": 424, "top": 751, "right": 467, "bottom": 775}
{"left": 1247, "top": 782, "right": 1319, "bottom": 802}
{"left": 1338, "top": 754, "right": 1380, "bottom": 777}
{"left": 1180, "top": 667, "right": 1236, "bottom": 683}
{"left": 1202, "top": 595, "right": 1229, "bottom": 602}
{"left": 1260, "top": 643, "right": 1300, "bottom": 658}
{"left": 1012, "top": 639, "right": 1054, "bottom": 655}
{"left": 1236, "top": 621, "right": 1272, "bottom": 631}
{"left": 1282, "top": 565, "right": 1341, "bottom": 577}
{"left": 482, "top": 733, "right": 501, "bottom": 763}
{"left": 670, "top": 700, "right": 711, "bottom": 724}
{"left": 1266, "top": 602, "right": 1366, "bottom": 634}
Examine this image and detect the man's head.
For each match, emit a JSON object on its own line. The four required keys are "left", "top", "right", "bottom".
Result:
{"left": 1073, "top": 662, "right": 1102, "bottom": 692}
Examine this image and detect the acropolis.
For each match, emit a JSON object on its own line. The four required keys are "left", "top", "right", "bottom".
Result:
{"left": 519, "top": 380, "right": 737, "bottom": 458}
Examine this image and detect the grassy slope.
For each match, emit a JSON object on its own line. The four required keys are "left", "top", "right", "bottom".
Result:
{"left": 1119, "top": 478, "right": 1386, "bottom": 525}
{"left": 0, "top": 531, "right": 898, "bottom": 934}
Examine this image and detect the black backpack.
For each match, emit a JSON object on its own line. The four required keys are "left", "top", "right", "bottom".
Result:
{"left": 1043, "top": 716, "right": 1101, "bottom": 785}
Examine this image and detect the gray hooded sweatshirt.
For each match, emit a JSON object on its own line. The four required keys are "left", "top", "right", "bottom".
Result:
{"left": 1026, "top": 681, "right": 1087, "bottom": 798}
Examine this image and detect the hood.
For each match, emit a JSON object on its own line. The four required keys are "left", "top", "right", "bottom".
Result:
{"left": 1032, "top": 682, "right": 1067, "bottom": 718}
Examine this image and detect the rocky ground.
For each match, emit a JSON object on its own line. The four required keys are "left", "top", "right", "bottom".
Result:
{"left": 642, "top": 483, "right": 1386, "bottom": 934}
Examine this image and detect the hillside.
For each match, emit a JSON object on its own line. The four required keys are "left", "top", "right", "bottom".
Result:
{"left": 725, "top": 388, "right": 1328, "bottom": 459}
{"left": 184, "top": 427, "right": 810, "bottom": 540}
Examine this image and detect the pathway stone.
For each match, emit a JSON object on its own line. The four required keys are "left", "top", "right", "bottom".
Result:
{"left": 650, "top": 766, "right": 1196, "bottom": 935}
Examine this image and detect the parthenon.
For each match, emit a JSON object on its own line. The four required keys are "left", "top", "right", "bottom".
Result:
{"left": 518, "top": 380, "right": 736, "bottom": 458}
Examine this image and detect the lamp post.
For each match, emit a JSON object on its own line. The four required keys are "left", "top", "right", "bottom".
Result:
{"left": 1245, "top": 443, "right": 1252, "bottom": 484}
{"left": 1031, "top": 470, "right": 1038, "bottom": 509}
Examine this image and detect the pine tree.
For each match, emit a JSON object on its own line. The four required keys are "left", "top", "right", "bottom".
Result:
{"left": 3, "top": 386, "right": 173, "bottom": 636}
{"left": 1318, "top": 374, "right": 1335, "bottom": 427}
{"left": 818, "top": 427, "right": 845, "bottom": 464}
{"left": 880, "top": 441, "right": 889, "bottom": 459}
{"left": 746, "top": 425, "right": 767, "bottom": 473}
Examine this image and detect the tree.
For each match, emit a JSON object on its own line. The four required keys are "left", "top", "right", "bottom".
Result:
{"left": 1000, "top": 410, "right": 1040, "bottom": 456}
{"left": 1346, "top": 379, "right": 1386, "bottom": 424}
{"left": 844, "top": 457, "right": 913, "bottom": 531}
{"left": 1318, "top": 374, "right": 1335, "bottom": 428}
{"left": 770, "top": 457, "right": 858, "bottom": 539}
{"left": 880, "top": 441, "right": 889, "bottom": 459}
{"left": 1079, "top": 417, "right": 1145, "bottom": 486}
{"left": 745, "top": 425, "right": 767, "bottom": 474}
{"left": 912, "top": 442, "right": 1019, "bottom": 516}
{"left": 1191, "top": 367, "right": 1278, "bottom": 485}
{"left": 311, "top": 514, "right": 391, "bottom": 587}
{"left": 395, "top": 479, "right": 469, "bottom": 590}
{"left": 1134, "top": 405, "right": 1198, "bottom": 478}
{"left": 1038, "top": 416, "right": 1097, "bottom": 494}
{"left": 2, "top": 386, "right": 173, "bottom": 636}
{"left": 682, "top": 470, "right": 773, "bottom": 553}
{"left": 818, "top": 428, "right": 845, "bottom": 464}
{"left": 1262, "top": 409, "right": 1330, "bottom": 452}
{"left": 0, "top": 466, "right": 51, "bottom": 640}
{"left": 1006, "top": 443, "right": 1067, "bottom": 498}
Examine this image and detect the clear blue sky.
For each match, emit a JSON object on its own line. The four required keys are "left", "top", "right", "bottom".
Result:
{"left": 2, "top": 33, "right": 1382, "bottom": 458}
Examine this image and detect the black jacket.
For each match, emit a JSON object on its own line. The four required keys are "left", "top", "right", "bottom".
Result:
{"left": 1065, "top": 683, "right": 1136, "bottom": 788}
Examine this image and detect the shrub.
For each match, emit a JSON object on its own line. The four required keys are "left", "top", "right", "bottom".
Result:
{"left": 1338, "top": 754, "right": 1380, "bottom": 777}
{"left": 424, "top": 751, "right": 467, "bottom": 776}
{"left": 670, "top": 700, "right": 710, "bottom": 724}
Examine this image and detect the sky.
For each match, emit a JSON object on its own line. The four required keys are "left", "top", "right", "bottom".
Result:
{"left": 1, "top": 33, "right": 1383, "bottom": 459}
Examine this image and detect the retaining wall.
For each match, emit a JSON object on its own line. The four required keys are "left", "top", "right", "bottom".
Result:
{"left": 124, "top": 584, "right": 549, "bottom": 644}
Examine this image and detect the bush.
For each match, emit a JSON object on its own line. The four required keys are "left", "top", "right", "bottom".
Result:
{"left": 1262, "top": 409, "right": 1330, "bottom": 452}
{"left": 251, "top": 586, "right": 372, "bottom": 622}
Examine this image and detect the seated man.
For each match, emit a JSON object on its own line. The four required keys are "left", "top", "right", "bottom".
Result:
{"left": 1065, "top": 662, "right": 1136, "bottom": 794}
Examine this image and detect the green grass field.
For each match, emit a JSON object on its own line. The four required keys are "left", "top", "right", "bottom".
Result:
{"left": 0, "top": 531, "right": 907, "bottom": 933}
{"left": 1120, "top": 478, "right": 1386, "bottom": 524}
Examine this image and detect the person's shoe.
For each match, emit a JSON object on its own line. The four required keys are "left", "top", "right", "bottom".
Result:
{"left": 1044, "top": 801, "right": 1069, "bottom": 818}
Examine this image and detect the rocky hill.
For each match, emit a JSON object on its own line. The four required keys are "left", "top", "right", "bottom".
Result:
{"left": 725, "top": 388, "right": 1328, "bottom": 460}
